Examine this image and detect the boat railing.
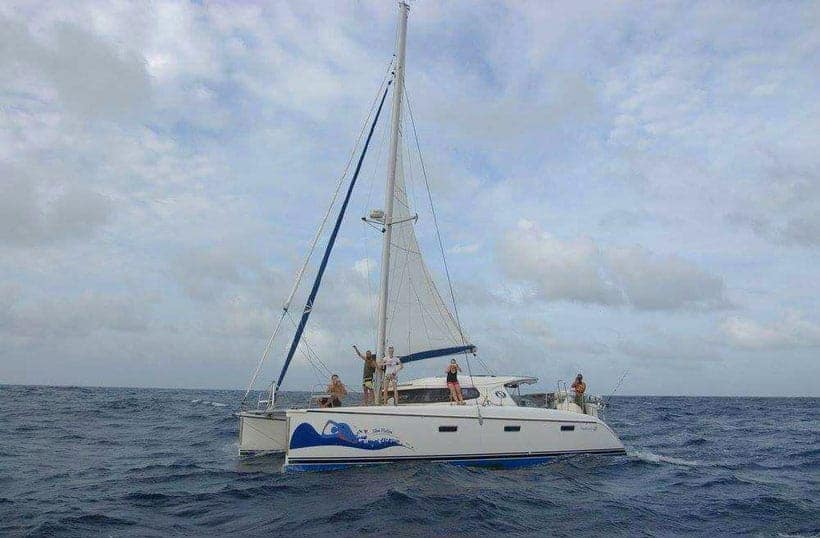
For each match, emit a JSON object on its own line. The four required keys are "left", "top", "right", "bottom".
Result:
{"left": 249, "top": 381, "right": 276, "bottom": 412}
{"left": 307, "top": 384, "right": 334, "bottom": 409}
{"left": 555, "top": 380, "right": 570, "bottom": 405}
{"left": 583, "top": 394, "right": 607, "bottom": 419}
{"left": 511, "top": 392, "right": 548, "bottom": 408}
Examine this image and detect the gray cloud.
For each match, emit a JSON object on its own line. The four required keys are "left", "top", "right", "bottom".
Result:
{"left": 0, "top": 166, "right": 112, "bottom": 246}
{"left": 172, "top": 246, "right": 259, "bottom": 302}
{"left": 498, "top": 220, "right": 729, "bottom": 311}
{"left": 0, "top": 19, "right": 151, "bottom": 117}
{"left": 617, "top": 334, "right": 722, "bottom": 366}
{"left": 498, "top": 220, "right": 621, "bottom": 305}
{"left": 606, "top": 246, "right": 728, "bottom": 311}
{"left": 0, "top": 1, "right": 817, "bottom": 395}
{"left": 720, "top": 312, "right": 820, "bottom": 350}
{"left": 0, "top": 290, "right": 150, "bottom": 339}
{"left": 726, "top": 160, "right": 820, "bottom": 247}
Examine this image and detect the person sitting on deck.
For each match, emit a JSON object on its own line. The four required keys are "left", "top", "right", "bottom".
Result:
{"left": 571, "top": 373, "right": 586, "bottom": 409}
{"left": 445, "top": 359, "right": 465, "bottom": 405}
{"left": 353, "top": 345, "right": 377, "bottom": 406}
{"left": 321, "top": 374, "right": 347, "bottom": 408}
{"left": 378, "top": 346, "right": 402, "bottom": 406}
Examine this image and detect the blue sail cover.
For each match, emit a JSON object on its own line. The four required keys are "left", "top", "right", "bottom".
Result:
{"left": 400, "top": 345, "right": 477, "bottom": 364}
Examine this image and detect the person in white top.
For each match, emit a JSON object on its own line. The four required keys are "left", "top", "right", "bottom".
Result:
{"left": 378, "top": 345, "right": 402, "bottom": 406}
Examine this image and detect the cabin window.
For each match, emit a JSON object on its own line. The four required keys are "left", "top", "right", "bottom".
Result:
{"left": 561, "top": 425, "right": 575, "bottom": 432}
{"left": 398, "top": 387, "right": 480, "bottom": 404}
{"left": 504, "top": 425, "right": 521, "bottom": 432}
{"left": 438, "top": 425, "right": 457, "bottom": 432}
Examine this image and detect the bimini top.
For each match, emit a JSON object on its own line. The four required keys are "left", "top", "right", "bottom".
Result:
{"left": 398, "top": 375, "right": 538, "bottom": 390}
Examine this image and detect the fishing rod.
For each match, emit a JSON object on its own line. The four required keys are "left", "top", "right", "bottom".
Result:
{"left": 605, "top": 369, "right": 630, "bottom": 406}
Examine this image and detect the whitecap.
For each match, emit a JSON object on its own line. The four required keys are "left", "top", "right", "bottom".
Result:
{"left": 190, "top": 399, "right": 227, "bottom": 407}
{"left": 628, "top": 450, "right": 701, "bottom": 467}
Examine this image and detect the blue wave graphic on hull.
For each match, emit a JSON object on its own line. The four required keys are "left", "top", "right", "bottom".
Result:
{"left": 290, "top": 420, "right": 404, "bottom": 450}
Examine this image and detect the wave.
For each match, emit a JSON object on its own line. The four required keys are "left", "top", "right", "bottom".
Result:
{"left": 628, "top": 450, "right": 702, "bottom": 467}
{"left": 5, "top": 388, "right": 817, "bottom": 536}
{"left": 191, "top": 399, "right": 228, "bottom": 408}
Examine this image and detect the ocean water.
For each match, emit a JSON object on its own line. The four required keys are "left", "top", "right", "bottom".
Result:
{"left": 1, "top": 385, "right": 817, "bottom": 537}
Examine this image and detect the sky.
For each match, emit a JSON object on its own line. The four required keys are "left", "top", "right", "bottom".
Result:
{"left": 1, "top": 1, "right": 818, "bottom": 396}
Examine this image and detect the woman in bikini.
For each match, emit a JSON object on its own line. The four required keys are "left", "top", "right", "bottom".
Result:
{"left": 446, "top": 359, "right": 465, "bottom": 405}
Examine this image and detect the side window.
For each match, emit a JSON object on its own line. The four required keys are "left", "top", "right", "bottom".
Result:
{"left": 398, "top": 387, "right": 481, "bottom": 404}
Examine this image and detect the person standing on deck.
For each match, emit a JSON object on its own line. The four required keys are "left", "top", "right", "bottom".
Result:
{"left": 353, "top": 345, "right": 377, "bottom": 406}
{"left": 571, "top": 374, "right": 586, "bottom": 409}
{"left": 445, "top": 359, "right": 465, "bottom": 405}
{"left": 379, "top": 346, "right": 402, "bottom": 405}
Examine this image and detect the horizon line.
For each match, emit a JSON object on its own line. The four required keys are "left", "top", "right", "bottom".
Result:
{"left": 1, "top": 382, "right": 816, "bottom": 398}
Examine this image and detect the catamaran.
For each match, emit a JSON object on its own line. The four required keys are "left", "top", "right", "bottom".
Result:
{"left": 237, "top": 1, "right": 625, "bottom": 471}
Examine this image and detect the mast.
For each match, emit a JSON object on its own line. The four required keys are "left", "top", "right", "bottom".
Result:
{"left": 375, "top": 1, "right": 409, "bottom": 403}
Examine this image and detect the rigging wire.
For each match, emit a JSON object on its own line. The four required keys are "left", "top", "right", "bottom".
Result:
{"left": 283, "top": 311, "right": 333, "bottom": 391}
{"left": 241, "top": 59, "right": 395, "bottom": 405}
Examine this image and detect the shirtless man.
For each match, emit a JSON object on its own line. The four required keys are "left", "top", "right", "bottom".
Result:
{"left": 353, "top": 345, "right": 377, "bottom": 406}
{"left": 321, "top": 374, "right": 347, "bottom": 408}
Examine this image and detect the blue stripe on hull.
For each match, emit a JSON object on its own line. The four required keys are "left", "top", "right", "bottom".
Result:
{"left": 284, "top": 456, "right": 553, "bottom": 472}
{"left": 283, "top": 449, "right": 625, "bottom": 472}
{"left": 449, "top": 455, "right": 554, "bottom": 469}
{"left": 286, "top": 462, "right": 362, "bottom": 472}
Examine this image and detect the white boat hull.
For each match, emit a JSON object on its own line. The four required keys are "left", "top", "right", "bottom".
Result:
{"left": 281, "top": 405, "right": 625, "bottom": 471}
{"left": 238, "top": 410, "right": 288, "bottom": 455}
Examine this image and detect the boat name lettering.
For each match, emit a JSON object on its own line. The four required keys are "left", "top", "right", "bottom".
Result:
{"left": 358, "top": 427, "right": 395, "bottom": 437}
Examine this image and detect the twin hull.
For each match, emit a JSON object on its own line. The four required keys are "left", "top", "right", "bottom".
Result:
{"left": 239, "top": 405, "right": 625, "bottom": 471}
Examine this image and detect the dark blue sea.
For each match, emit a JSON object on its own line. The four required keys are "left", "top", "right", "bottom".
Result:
{"left": 1, "top": 385, "right": 817, "bottom": 536}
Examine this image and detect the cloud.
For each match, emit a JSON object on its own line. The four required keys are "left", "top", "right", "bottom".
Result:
{"left": 0, "top": 290, "right": 151, "bottom": 339}
{"left": 606, "top": 246, "right": 728, "bottom": 311}
{"left": 353, "top": 257, "right": 374, "bottom": 278}
{"left": 725, "top": 160, "right": 820, "bottom": 247}
{"left": 499, "top": 219, "right": 621, "bottom": 305}
{"left": 720, "top": 312, "right": 820, "bottom": 350}
{"left": 172, "top": 246, "right": 261, "bottom": 302}
{"left": 498, "top": 220, "right": 728, "bottom": 311}
{"left": 448, "top": 243, "right": 480, "bottom": 255}
{"left": 0, "top": 166, "right": 112, "bottom": 246}
{"left": 617, "top": 333, "right": 722, "bottom": 365}
{"left": 516, "top": 318, "right": 609, "bottom": 355}
{"left": 0, "top": 18, "right": 151, "bottom": 118}
{"left": 0, "top": 1, "right": 817, "bottom": 394}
